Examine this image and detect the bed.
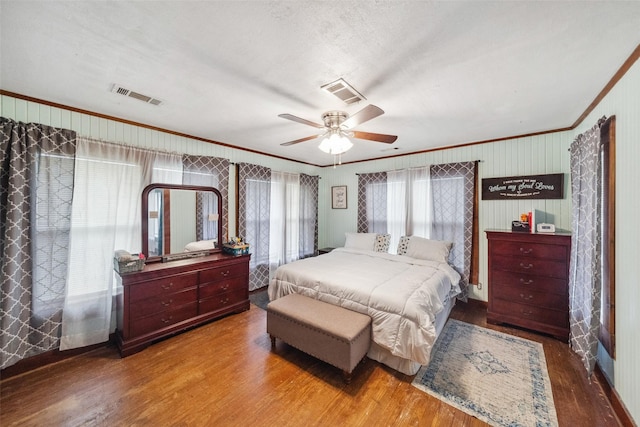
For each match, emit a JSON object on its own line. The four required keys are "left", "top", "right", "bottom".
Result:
{"left": 268, "top": 244, "right": 461, "bottom": 375}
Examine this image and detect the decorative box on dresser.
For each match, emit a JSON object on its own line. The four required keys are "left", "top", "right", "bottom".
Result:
{"left": 486, "top": 230, "right": 571, "bottom": 341}
{"left": 115, "top": 253, "right": 250, "bottom": 357}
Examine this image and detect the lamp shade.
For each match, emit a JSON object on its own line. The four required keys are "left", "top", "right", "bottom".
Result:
{"left": 318, "top": 132, "right": 353, "bottom": 155}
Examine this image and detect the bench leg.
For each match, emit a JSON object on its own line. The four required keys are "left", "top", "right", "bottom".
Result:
{"left": 342, "top": 370, "right": 352, "bottom": 384}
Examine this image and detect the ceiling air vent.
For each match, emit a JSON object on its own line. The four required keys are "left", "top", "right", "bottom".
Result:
{"left": 111, "top": 84, "right": 162, "bottom": 106}
{"left": 321, "top": 78, "right": 366, "bottom": 105}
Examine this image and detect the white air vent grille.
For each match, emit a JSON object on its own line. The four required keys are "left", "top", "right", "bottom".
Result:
{"left": 111, "top": 84, "right": 162, "bottom": 106}
{"left": 321, "top": 78, "right": 365, "bottom": 105}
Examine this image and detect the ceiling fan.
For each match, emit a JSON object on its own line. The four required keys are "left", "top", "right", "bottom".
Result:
{"left": 278, "top": 104, "right": 398, "bottom": 151}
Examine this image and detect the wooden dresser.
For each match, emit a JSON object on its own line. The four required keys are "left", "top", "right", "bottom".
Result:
{"left": 115, "top": 253, "right": 250, "bottom": 356}
{"left": 486, "top": 230, "right": 571, "bottom": 341}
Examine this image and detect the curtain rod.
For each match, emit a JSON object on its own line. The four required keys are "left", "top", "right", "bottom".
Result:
{"left": 355, "top": 159, "right": 481, "bottom": 175}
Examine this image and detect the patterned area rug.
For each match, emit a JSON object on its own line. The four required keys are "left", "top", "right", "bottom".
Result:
{"left": 249, "top": 288, "right": 269, "bottom": 310}
{"left": 412, "top": 319, "right": 558, "bottom": 427}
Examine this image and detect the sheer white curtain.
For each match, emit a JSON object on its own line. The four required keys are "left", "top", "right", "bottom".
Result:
{"left": 269, "top": 171, "right": 300, "bottom": 278}
{"left": 60, "top": 139, "right": 182, "bottom": 350}
{"left": 385, "top": 167, "right": 432, "bottom": 253}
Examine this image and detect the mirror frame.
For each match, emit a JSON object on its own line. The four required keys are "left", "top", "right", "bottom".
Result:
{"left": 141, "top": 183, "right": 223, "bottom": 263}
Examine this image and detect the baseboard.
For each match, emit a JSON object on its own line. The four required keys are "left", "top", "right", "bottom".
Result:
{"left": 594, "top": 363, "right": 636, "bottom": 427}
{"left": 0, "top": 333, "right": 116, "bottom": 381}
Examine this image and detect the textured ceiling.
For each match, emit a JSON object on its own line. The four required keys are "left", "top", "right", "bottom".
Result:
{"left": 1, "top": 1, "right": 639, "bottom": 166}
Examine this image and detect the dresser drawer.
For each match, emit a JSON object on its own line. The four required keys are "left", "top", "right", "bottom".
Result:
{"left": 130, "top": 302, "right": 198, "bottom": 337}
{"left": 199, "top": 289, "right": 247, "bottom": 313}
{"left": 491, "top": 269, "right": 567, "bottom": 295}
{"left": 492, "top": 284, "right": 567, "bottom": 311}
{"left": 490, "top": 240, "right": 568, "bottom": 261}
{"left": 199, "top": 275, "right": 247, "bottom": 299}
{"left": 130, "top": 273, "right": 198, "bottom": 303}
{"left": 491, "top": 298, "right": 568, "bottom": 328}
{"left": 131, "top": 288, "right": 197, "bottom": 320}
{"left": 491, "top": 255, "right": 567, "bottom": 279}
{"left": 200, "top": 263, "right": 248, "bottom": 284}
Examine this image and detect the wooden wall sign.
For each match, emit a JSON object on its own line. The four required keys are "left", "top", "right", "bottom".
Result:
{"left": 482, "top": 173, "right": 564, "bottom": 200}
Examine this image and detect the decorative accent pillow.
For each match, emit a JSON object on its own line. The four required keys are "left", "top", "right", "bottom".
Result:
{"left": 397, "top": 236, "right": 411, "bottom": 255}
{"left": 404, "top": 236, "right": 453, "bottom": 263}
{"left": 374, "top": 234, "right": 391, "bottom": 253}
{"left": 344, "top": 232, "right": 378, "bottom": 251}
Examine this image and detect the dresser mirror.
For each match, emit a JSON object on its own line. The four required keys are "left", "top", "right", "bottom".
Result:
{"left": 142, "top": 183, "right": 223, "bottom": 262}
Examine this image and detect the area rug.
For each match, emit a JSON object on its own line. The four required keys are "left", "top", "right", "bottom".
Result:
{"left": 249, "top": 288, "right": 269, "bottom": 310}
{"left": 412, "top": 319, "right": 558, "bottom": 427}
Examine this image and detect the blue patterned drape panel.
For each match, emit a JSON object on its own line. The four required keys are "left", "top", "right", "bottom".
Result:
{"left": 0, "top": 117, "right": 76, "bottom": 369}
{"left": 237, "top": 163, "right": 272, "bottom": 291}
{"left": 182, "top": 155, "right": 230, "bottom": 242}
{"left": 430, "top": 161, "right": 477, "bottom": 302}
{"left": 357, "top": 172, "right": 387, "bottom": 233}
{"left": 569, "top": 117, "right": 606, "bottom": 376}
{"left": 299, "top": 174, "right": 319, "bottom": 258}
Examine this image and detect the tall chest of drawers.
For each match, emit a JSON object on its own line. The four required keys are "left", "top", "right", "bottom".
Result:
{"left": 486, "top": 230, "right": 571, "bottom": 341}
{"left": 115, "top": 253, "right": 250, "bottom": 356}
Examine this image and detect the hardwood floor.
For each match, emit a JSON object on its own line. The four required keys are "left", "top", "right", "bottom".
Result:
{"left": 1, "top": 301, "right": 621, "bottom": 426}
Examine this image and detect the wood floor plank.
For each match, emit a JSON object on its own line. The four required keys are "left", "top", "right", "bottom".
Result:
{"left": 0, "top": 301, "right": 620, "bottom": 426}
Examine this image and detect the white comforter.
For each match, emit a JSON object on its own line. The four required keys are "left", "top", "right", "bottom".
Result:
{"left": 268, "top": 248, "right": 461, "bottom": 365}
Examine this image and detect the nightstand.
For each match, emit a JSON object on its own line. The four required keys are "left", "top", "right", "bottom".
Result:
{"left": 318, "top": 247, "right": 335, "bottom": 255}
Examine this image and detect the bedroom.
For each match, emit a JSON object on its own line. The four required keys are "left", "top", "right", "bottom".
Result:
{"left": 1, "top": 2, "right": 639, "bottom": 426}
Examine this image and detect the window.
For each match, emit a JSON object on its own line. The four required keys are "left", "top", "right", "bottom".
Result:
{"left": 599, "top": 116, "right": 616, "bottom": 358}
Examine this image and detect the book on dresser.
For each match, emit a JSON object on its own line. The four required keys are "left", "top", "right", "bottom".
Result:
{"left": 485, "top": 230, "right": 571, "bottom": 341}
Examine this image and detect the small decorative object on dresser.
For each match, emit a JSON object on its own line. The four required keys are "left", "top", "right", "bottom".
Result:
{"left": 485, "top": 230, "right": 571, "bottom": 341}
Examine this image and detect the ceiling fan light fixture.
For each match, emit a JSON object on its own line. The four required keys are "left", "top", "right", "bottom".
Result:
{"left": 318, "top": 131, "right": 353, "bottom": 155}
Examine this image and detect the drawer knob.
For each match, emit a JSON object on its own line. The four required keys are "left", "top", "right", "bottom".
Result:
{"left": 519, "top": 247, "right": 533, "bottom": 254}
{"left": 221, "top": 284, "right": 230, "bottom": 291}
{"left": 161, "top": 299, "right": 173, "bottom": 307}
{"left": 161, "top": 316, "right": 173, "bottom": 324}
{"left": 521, "top": 309, "right": 533, "bottom": 317}
{"left": 221, "top": 270, "right": 230, "bottom": 277}
{"left": 162, "top": 282, "right": 173, "bottom": 290}
{"left": 519, "top": 278, "right": 534, "bottom": 285}
{"left": 519, "top": 262, "right": 534, "bottom": 269}
{"left": 220, "top": 298, "right": 229, "bottom": 305}
{"left": 520, "top": 293, "right": 533, "bottom": 301}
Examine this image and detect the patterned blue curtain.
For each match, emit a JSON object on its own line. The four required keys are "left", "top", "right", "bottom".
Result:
{"left": 431, "top": 161, "right": 477, "bottom": 302}
{"left": 299, "top": 174, "right": 319, "bottom": 258}
{"left": 357, "top": 172, "right": 387, "bottom": 234}
{"left": 569, "top": 117, "right": 606, "bottom": 376}
{"left": 0, "top": 118, "right": 76, "bottom": 369}
{"left": 237, "top": 163, "right": 271, "bottom": 291}
{"left": 182, "top": 155, "right": 230, "bottom": 242}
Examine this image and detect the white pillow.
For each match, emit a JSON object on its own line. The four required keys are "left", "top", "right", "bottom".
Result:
{"left": 344, "top": 232, "right": 378, "bottom": 251}
{"left": 404, "top": 236, "right": 453, "bottom": 263}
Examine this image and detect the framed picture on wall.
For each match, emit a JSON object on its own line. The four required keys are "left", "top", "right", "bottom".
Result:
{"left": 331, "top": 185, "right": 347, "bottom": 209}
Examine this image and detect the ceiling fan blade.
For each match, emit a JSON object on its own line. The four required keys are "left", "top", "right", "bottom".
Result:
{"left": 278, "top": 113, "right": 325, "bottom": 129}
{"left": 341, "top": 104, "right": 384, "bottom": 129}
{"left": 351, "top": 131, "right": 397, "bottom": 144}
{"left": 280, "top": 135, "right": 320, "bottom": 146}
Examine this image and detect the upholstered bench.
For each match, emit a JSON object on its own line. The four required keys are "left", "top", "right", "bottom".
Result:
{"left": 266, "top": 293, "right": 372, "bottom": 383}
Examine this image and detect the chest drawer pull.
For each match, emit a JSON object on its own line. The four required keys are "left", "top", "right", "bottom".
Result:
{"left": 519, "top": 278, "right": 534, "bottom": 285}
{"left": 220, "top": 297, "right": 229, "bottom": 305}
{"left": 519, "top": 262, "right": 534, "bottom": 269}
{"left": 520, "top": 293, "right": 533, "bottom": 301}
{"left": 221, "top": 284, "right": 230, "bottom": 291}
{"left": 220, "top": 270, "right": 230, "bottom": 277}
{"left": 161, "top": 282, "right": 173, "bottom": 290}
{"left": 519, "top": 247, "right": 533, "bottom": 254}
{"left": 161, "top": 299, "right": 173, "bottom": 307}
{"left": 521, "top": 309, "right": 533, "bottom": 317}
{"left": 161, "top": 315, "right": 173, "bottom": 324}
